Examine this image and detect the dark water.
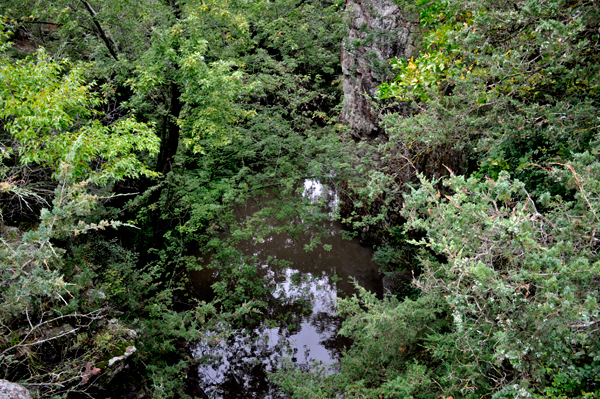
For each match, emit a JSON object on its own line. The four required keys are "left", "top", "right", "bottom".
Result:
{"left": 189, "top": 181, "right": 382, "bottom": 398}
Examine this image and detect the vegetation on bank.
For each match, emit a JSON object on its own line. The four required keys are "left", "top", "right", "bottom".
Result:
{"left": 1, "top": 0, "right": 346, "bottom": 396}
{"left": 276, "top": 0, "right": 600, "bottom": 397}
{"left": 0, "top": 0, "right": 599, "bottom": 398}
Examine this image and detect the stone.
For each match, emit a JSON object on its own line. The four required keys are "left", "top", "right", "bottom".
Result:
{"left": 0, "top": 380, "right": 32, "bottom": 399}
{"left": 340, "top": 0, "right": 419, "bottom": 138}
{"left": 84, "top": 288, "right": 107, "bottom": 301}
{"left": 107, "top": 345, "right": 137, "bottom": 367}
{"left": 107, "top": 319, "right": 137, "bottom": 339}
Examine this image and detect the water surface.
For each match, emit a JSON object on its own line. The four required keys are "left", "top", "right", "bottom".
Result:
{"left": 190, "top": 181, "right": 382, "bottom": 398}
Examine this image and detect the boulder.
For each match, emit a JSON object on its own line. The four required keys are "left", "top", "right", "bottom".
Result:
{"left": 0, "top": 380, "right": 32, "bottom": 399}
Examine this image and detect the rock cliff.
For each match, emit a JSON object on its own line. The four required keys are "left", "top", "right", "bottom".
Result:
{"left": 338, "top": 1, "right": 465, "bottom": 241}
{"left": 340, "top": 0, "right": 419, "bottom": 138}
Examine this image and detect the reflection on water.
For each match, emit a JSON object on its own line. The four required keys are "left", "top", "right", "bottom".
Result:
{"left": 190, "top": 181, "right": 382, "bottom": 398}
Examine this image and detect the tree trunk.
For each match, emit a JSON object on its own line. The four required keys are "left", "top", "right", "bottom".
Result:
{"left": 81, "top": 1, "right": 119, "bottom": 61}
{"left": 155, "top": 82, "right": 182, "bottom": 174}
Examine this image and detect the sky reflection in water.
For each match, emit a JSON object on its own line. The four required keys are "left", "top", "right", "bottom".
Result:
{"left": 191, "top": 180, "right": 382, "bottom": 398}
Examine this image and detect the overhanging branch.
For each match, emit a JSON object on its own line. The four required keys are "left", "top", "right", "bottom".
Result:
{"left": 80, "top": 1, "right": 119, "bottom": 61}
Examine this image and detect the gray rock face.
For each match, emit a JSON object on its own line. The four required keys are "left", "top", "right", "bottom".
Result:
{"left": 0, "top": 380, "right": 32, "bottom": 399}
{"left": 340, "top": 0, "right": 419, "bottom": 138}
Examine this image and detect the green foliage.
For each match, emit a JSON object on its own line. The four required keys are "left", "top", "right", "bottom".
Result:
{"left": 278, "top": 153, "right": 600, "bottom": 399}
{"left": 0, "top": 162, "right": 141, "bottom": 397}
{"left": 128, "top": 1, "right": 253, "bottom": 154}
{"left": 379, "top": 0, "right": 468, "bottom": 101}
{"left": 8, "top": 0, "right": 598, "bottom": 397}
{"left": 130, "top": 0, "right": 347, "bottom": 260}
{"left": 275, "top": 0, "right": 600, "bottom": 398}
{"left": 402, "top": 163, "right": 600, "bottom": 396}
{"left": 2, "top": 0, "right": 349, "bottom": 396}
{"left": 0, "top": 49, "right": 159, "bottom": 184}
{"left": 0, "top": 46, "right": 173, "bottom": 397}
{"left": 383, "top": 0, "right": 600, "bottom": 193}
{"left": 273, "top": 284, "right": 447, "bottom": 399}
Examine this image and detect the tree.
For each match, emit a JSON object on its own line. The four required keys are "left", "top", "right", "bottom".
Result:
{"left": 1, "top": 1, "right": 350, "bottom": 396}
{"left": 0, "top": 43, "right": 161, "bottom": 397}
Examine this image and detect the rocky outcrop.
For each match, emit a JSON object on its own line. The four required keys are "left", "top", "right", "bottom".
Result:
{"left": 340, "top": 0, "right": 419, "bottom": 138}
{"left": 338, "top": 0, "right": 467, "bottom": 243}
{"left": 0, "top": 380, "right": 32, "bottom": 399}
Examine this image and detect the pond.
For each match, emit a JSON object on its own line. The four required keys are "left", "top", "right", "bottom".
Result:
{"left": 189, "top": 181, "right": 382, "bottom": 398}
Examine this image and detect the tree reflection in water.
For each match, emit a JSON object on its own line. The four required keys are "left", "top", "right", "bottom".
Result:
{"left": 191, "top": 181, "right": 381, "bottom": 398}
